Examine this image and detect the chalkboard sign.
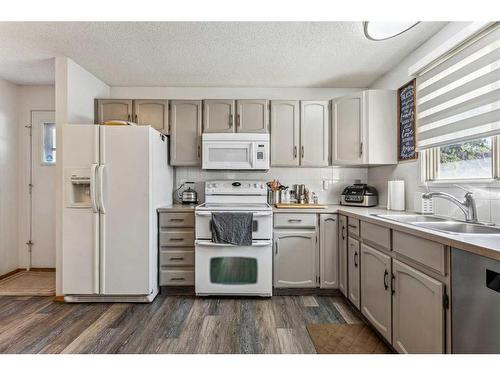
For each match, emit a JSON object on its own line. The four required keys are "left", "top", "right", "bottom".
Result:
{"left": 398, "top": 79, "right": 417, "bottom": 161}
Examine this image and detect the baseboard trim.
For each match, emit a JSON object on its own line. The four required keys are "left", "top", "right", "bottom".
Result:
{"left": 30, "top": 268, "right": 56, "bottom": 272}
{"left": 160, "top": 286, "right": 195, "bottom": 296}
{"left": 53, "top": 295, "right": 65, "bottom": 303}
{"left": 273, "top": 288, "right": 342, "bottom": 296}
{"left": 0, "top": 268, "right": 23, "bottom": 281}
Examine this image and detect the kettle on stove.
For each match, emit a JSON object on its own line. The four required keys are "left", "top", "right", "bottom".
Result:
{"left": 175, "top": 182, "right": 198, "bottom": 204}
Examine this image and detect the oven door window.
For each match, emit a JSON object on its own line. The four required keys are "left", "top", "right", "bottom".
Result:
{"left": 210, "top": 257, "right": 258, "bottom": 284}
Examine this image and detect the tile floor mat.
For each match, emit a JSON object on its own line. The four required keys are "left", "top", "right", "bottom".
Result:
{"left": 0, "top": 271, "right": 55, "bottom": 296}
{"left": 306, "top": 323, "right": 392, "bottom": 354}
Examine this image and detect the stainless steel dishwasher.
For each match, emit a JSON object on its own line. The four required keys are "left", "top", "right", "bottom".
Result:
{"left": 452, "top": 248, "right": 500, "bottom": 353}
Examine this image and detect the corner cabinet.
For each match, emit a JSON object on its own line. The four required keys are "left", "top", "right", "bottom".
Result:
{"left": 274, "top": 230, "right": 318, "bottom": 288}
{"left": 331, "top": 90, "right": 396, "bottom": 166}
{"left": 347, "top": 236, "right": 361, "bottom": 309}
{"left": 360, "top": 243, "right": 392, "bottom": 342}
{"left": 169, "top": 100, "right": 202, "bottom": 166}
{"left": 319, "top": 214, "right": 338, "bottom": 289}
{"left": 392, "top": 259, "right": 444, "bottom": 354}
{"left": 338, "top": 215, "right": 348, "bottom": 296}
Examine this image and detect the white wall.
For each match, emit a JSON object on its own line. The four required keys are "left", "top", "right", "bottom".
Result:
{"left": 16, "top": 85, "right": 55, "bottom": 268}
{"left": 0, "top": 78, "right": 19, "bottom": 276}
{"left": 367, "top": 22, "right": 500, "bottom": 224}
{"left": 55, "top": 57, "right": 110, "bottom": 294}
{"left": 110, "top": 86, "right": 363, "bottom": 100}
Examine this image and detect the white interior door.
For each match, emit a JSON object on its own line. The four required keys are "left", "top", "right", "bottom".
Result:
{"left": 30, "top": 110, "right": 56, "bottom": 268}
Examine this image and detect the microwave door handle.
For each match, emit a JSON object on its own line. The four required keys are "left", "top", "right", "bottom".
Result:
{"left": 250, "top": 143, "right": 255, "bottom": 168}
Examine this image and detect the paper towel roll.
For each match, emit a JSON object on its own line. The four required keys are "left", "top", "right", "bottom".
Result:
{"left": 387, "top": 180, "right": 405, "bottom": 211}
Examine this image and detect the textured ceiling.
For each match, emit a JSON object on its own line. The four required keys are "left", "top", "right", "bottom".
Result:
{"left": 0, "top": 22, "right": 447, "bottom": 87}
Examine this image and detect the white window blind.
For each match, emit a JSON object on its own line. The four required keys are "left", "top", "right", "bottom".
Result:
{"left": 416, "top": 23, "right": 500, "bottom": 150}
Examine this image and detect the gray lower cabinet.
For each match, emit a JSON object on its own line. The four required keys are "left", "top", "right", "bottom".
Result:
{"left": 170, "top": 100, "right": 202, "bottom": 166}
{"left": 203, "top": 99, "right": 235, "bottom": 133}
{"left": 319, "top": 214, "right": 338, "bottom": 289}
{"left": 133, "top": 99, "right": 169, "bottom": 134}
{"left": 338, "top": 215, "right": 348, "bottom": 296}
{"left": 159, "top": 210, "right": 195, "bottom": 286}
{"left": 300, "top": 101, "right": 329, "bottom": 166}
{"left": 237, "top": 99, "right": 269, "bottom": 133}
{"left": 274, "top": 230, "right": 318, "bottom": 288}
{"left": 360, "top": 243, "right": 392, "bottom": 342}
{"left": 347, "top": 236, "right": 361, "bottom": 309}
{"left": 95, "top": 99, "right": 133, "bottom": 123}
{"left": 392, "top": 259, "right": 444, "bottom": 353}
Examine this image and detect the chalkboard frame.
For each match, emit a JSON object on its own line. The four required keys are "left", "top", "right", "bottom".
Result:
{"left": 397, "top": 78, "right": 418, "bottom": 162}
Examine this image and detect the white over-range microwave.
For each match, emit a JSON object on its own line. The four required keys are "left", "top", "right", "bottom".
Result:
{"left": 202, "top": 133, "right": 270, "bottom": 170}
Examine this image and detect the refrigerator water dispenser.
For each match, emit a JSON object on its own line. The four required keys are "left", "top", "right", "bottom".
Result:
{"left": 65, "top": 168, "right": 92, "bottom": 207}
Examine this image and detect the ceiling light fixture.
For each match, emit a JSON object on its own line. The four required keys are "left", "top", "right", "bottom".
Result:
{"left": 363, "top": 21, "right": 420, "bottom": 41}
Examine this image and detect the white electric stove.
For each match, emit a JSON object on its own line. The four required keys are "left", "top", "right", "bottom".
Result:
{"left": 195, "top": 180, "right": 273, "bottom": 297}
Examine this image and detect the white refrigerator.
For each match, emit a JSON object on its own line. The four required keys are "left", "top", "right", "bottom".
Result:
{"left": 62, "top": 125, "right": 173, "bottom": 302}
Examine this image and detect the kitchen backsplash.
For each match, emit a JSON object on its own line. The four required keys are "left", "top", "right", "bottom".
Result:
{"left": 175, "top": 167, "right": 369, "bottom": 204}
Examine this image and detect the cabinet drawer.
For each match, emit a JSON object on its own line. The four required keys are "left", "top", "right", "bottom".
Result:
{"left": 160, "top": 230, "right": 195, "bottom": 247}
{"left": 160, "top": 249, "right": 195, "bottom": 267}
{"left": 361, "top": 221, "right": 391, "bottom": 251}
{"left": 160, "top": 269, "right": 195, "bottom": 286}
{"left": 274, "top": 213, "right": 316, "bottom": 229}
{"left": 347, "top": 217, "right": 360, "bottom": 237}
{"left": 393, "top": 231, "right": 446, "bottom": 275}
{"left": 159, "top": 212, "right": 194, "bottom": 228}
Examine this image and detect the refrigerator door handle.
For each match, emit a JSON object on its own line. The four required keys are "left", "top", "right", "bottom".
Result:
{"left": 90, "top": 163, "right": 99, "bottom": 213}
{"left": 97, "top": 165, "right": 106, "bottom": 214}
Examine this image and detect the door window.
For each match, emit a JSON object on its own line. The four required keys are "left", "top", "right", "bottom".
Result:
{"left": 41, "top": 122, "right": 56, "bottom": 165}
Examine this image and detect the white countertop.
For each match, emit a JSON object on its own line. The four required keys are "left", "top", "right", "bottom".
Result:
{"left": 273, "top": 204, "right": 500, "bottom": 261}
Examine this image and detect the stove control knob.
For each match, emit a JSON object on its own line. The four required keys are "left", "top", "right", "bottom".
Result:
{"left": 253, "top": 183, "right": 258, "bottom": 188}
{"left": 260, "top": 184, "right": 265, "bottom": 189}
{"left": 213, "top": 183, "right": 218, "bottom": 188}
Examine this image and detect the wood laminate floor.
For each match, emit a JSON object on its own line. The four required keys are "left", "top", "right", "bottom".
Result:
{"left": 0, "top": 294, "right": 363, "bottom": 354}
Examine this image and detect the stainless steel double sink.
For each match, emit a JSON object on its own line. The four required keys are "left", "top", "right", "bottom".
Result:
{"left": 371, "top": 214, "right": 500, "bottom": 235}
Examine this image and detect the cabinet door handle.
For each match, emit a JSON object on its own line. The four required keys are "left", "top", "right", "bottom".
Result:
{"left": 229, "top": 113, "right": 233, "bottom": 128}
{"left": 391, "top": 274, "right": 396, "bottom": 295}
{"left": 134, "top": 113, "right": 138, "bottom": 123}
{"left": 341, "top": 225, "right": 346, "bottom": 240}
{"left": 275, "top": 240, "right": 279, "bottom": 255}
{"left": 360, "top": 142, "right": 363, "bottom": 157}
{"left": 354, "top": 251, "right": 358, "bottom": 267}
{"left": 197, "top": 144, "right": 201, "bottom": 159}
{"left": 237, "top": 114, "right": 241, "bottom": 127}
{"left": 293, "top": 145, "right": 297, "bottom": 159}
{"left": 383, "top": 269, "right": 389, "bottom": 290}
{"left": 127, "top": 114, "right": 131, "bottom": 121}
{"left": 301, "top": 145, "right": 304, "bottom": 159}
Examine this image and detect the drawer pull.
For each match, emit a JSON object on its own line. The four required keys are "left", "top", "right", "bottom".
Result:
{"left": 354, "top": 251, "right": 358, "bottom": 267}
{"left": 169, "top": 238, "right": 184, "bottom": 241}
{"left": 341, "top": 225, "right": 346, "bottom": 240}
{"left": 170, "top": 277, "right": 185, "bottom": 281}
{"left": 288, "top": 219, "right": 302, "bottom": 222}
{"left": 170, "top": 218, "right": 184, "bottom": 222}
{"left": 169, "top": 257, "right": 185, "bottom": 261}
{"left": 348, "top": 224, "right": 358, "bottom": 229}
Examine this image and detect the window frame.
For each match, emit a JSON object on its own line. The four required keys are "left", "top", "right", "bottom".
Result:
{"left": 420, "top": 135, "right": 500, "bottom": 186}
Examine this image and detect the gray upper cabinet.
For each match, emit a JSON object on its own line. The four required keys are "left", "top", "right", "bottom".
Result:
{"left": 270, "top": 100, "right": 300, "bottom": 166}
{"left": 319, "top": 214, "right": 338, "bottom": 289}
{"left": 203, "top": 99, "right": 235, "bottom": 133}
{"left": 338, "top": 215, "right": 348, "bottom": 297}
{"left": 331, "top": 93, "right": 363, "bottom": 164}
{"left": 300, "top": 101, "right": 329, "bottom": 167}
{"left": 274, "top": 230, "right": 318, "bottom": 288}
{"left": 170, "top": 100, "right": 202, "bottom": 166}
{"left": 392, "top": 259, "right": 444, "bottom": 354}
{"left": 96, "top": 99, "right": 133, "bottom": 124}
{"left": 360, "top": 243, "right": 392, "bottom": 343}
{"left": 236, "top": 100, "right": 269, "bottom": 133}
{"left": 348, "top": 236, "right": 361, "bottom": 309}
{"left": 133, "top": 99, "right": 169, "bottom": 135}
{"left": 331, "top": 90, "right": 397, "bottom": 166}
